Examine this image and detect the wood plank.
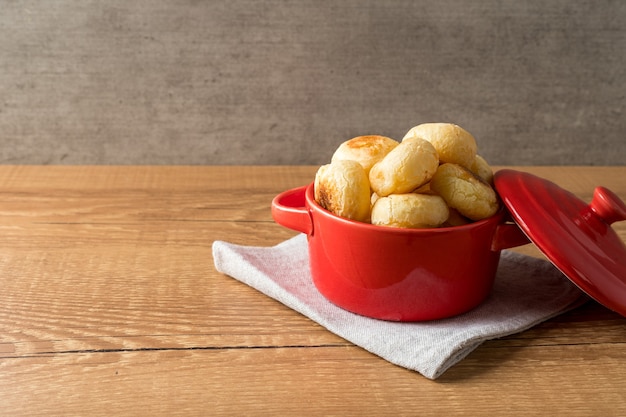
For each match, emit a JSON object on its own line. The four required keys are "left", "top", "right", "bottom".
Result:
{"left": 1, "top": 345, "right": 625, "bottom": 416}
{"left": 0, "top": 227, "right": 334, "bottom": 357}
{"left": 2, "top": 217, "right": 624, "bottom": 357}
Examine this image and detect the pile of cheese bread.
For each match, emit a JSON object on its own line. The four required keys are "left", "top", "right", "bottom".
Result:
{"left": 314, "top": 123, "right": 499, "bottom": 228}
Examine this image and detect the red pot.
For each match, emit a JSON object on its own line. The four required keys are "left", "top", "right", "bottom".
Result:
{"left": 273, "top": 169, "right": 626, "bottom": 321}
{"left": 271, "top": 182, "right": 529, "bottom": 321}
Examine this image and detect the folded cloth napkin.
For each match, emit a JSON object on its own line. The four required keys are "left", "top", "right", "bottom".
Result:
{"left": 212, "top": 234, "right": 587, "bottom": 379}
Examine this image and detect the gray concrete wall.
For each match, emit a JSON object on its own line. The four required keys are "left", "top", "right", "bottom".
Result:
{"left": 1, "top": 0, "right": 624, "bottom": 165}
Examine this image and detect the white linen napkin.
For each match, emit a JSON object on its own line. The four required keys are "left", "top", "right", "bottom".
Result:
{"left": 212, "top": 234, "right": 587, "bottom": 379}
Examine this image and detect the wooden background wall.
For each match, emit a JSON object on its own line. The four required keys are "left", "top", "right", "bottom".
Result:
{"left": 1, "top": 0, "right": 624, "bottom": 165}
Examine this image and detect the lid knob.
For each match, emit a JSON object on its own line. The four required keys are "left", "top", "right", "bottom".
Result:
{"left": 589, "top": 186, "right": 626, "bottom": 225}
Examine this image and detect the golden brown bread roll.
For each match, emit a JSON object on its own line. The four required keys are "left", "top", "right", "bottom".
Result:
{"left": 442, "top": 208, "right": 472, "bottom": 227}
{"left": 402, "top": 123, "right": 477, "bottom": 169}
{"left": 368, "top": 137, "right": 439, "bottom": 197}
{"left": 430, "top": 163, "right": 499, "bottom": 221}
{"left": 371, "top": 193, "right": 449, "bottom": 228}
{"left": 314, "top": 159, "right": 371, "bottom": 222}
{"left": 370, "top": 191, "right": 381, "bottom": 207}
{"left": 331, "top": 135, "right": 399, "bottom": 175}
{"left": 469, "top": 154, "right": 494, "bottom": 185}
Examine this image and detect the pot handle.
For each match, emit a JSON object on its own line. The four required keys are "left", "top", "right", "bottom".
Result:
{"left": 271, "top": 185, "right": 313, "bottom": 235}
{"left": 491, "top": 222, "right": 531, "bottom": 251}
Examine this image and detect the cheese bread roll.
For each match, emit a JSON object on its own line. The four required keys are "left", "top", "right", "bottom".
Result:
{"left": 371, "top": 193, "right": 449, "bottom": 229}
{"left": 469, "top": 154, "right": 494, "bottom": 185}
{"left": 370, "top": 192, "right": 381, "bottom": 207}
{"left": 430, "top": 163, "right": 499, "bottom": 221}
{"left": 314, "top": 159, "right": 371, "bottom": 222}
{"left": 442, "top": 208, "right": 472, "bottom": 227}
{"left": 331, "top": 135, "right": 399, "bottom": 175}
{"left": 402, "top": 123, "right": 477, "bottom": 169}
{"left": 369, "top": 137, "right": 439, "bottom": 197}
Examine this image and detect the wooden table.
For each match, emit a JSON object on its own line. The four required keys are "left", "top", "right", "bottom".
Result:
{"left": 1, "top": 165, "right": 625, "bottom": 416}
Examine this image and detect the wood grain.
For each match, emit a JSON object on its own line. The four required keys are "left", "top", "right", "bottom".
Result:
{"left": 1, "top": 166, "right": 625, "bottom": 416}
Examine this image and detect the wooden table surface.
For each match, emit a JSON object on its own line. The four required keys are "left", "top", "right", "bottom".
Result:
{"left": 1, "top": 165, "right": 625, "bottom": 416}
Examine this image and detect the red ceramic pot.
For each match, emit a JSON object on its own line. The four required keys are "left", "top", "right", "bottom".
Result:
{"left": 271, "top": 183, "right": 529, "bottom": 321}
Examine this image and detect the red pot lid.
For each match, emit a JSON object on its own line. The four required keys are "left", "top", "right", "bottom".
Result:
{"left": 494, "top": 169, "right": 626, "bottom": 317}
